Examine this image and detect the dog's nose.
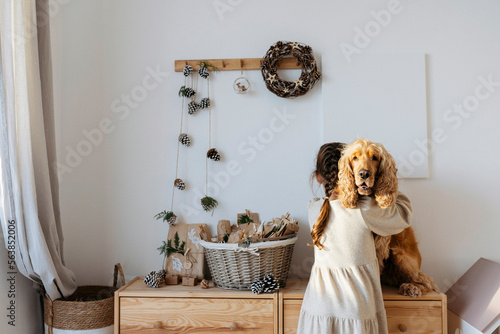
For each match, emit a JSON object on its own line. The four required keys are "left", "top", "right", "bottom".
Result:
{"left": 359, "top": 169, "right": 371, "bottom": 179}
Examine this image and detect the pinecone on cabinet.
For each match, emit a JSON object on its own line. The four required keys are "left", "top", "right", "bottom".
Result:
{"left": 262, "top": 274, "right": 280, "bottom": 293}
{"left": 251, "top": 279, "right": 265, "bottom": 294}
{"left": 144, "top": 271, "right": 164, "bottom": 288}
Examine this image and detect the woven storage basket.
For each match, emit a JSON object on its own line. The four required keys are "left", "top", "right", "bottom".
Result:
{"left": 43, "top": 263, "right": 125, "bottom": 334}
{"left": 200, "top": 236, "right": 297, "bottom": 290}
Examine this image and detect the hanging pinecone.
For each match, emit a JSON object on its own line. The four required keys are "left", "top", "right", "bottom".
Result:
{"left": 178, "top": 86, "right": 196, "bottom": 98}
{"left": 144, "top": 271, "right": 165, "bottom": 288}
{"left": 251, "top": 279, "right": 265, "bottom": 294}
{"left": 201, "top": 196, "right": 218, "bottom": 213}
{"left": 183, "top": 65, "right": 193, "bottom": 77}
{"left": 179, "top": 133, "right": 191, "bottom": 146}
{"left": 198, "top": 98, "right": 210, "bottom": 110}
{"left": 174, "top": 178, "right": 186, "bottom": 190}
{"left": 207, "top": 148, "right": 221, "bottom": 161}
{"left": 167, "top": 213, "right": 177, "bottom": 226}
{"left": 198, "top": 66, "right": 209, "bottom": 79}
{"left": 188, "top": 101, "right": 199, "bottom": 115}
{"left": 262, "top": 274, "right": 280, "bottom": 293}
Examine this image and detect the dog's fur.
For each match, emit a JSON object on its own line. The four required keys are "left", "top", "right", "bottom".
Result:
{"left": 337, "top": 139, "right": 438, "bottom": 297}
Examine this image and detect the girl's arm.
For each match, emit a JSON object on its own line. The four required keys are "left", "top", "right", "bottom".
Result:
{"left": 359, "top": 192, "right": 413, "bottom": 236}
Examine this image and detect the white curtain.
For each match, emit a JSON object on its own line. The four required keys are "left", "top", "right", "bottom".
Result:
{"left": 0, "top": 0, "right": 76, "bottom": 300}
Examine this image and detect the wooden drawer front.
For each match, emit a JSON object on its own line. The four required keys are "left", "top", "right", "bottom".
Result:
{"left": 120, "top": 297, "right": 274, "bottom": 333}
{"left": 385, "top": 300, "right": 443, "bottom": 334}
{"left": 283, "top": 299, "right": 443, "bottom": 334}
{"left": 283, "top": 299, "right": 302, "bottom": 333}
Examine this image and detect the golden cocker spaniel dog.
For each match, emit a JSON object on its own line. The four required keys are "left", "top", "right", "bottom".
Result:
{"left": 337, "top": 139, "right": 438, "bottom": 297}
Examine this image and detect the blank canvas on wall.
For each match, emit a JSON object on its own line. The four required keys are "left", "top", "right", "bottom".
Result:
{"left": 322, "top": 53, "right": 428, "bottom": 178}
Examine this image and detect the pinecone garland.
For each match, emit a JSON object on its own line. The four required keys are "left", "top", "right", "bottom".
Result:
{"left": 183, "top": 65, "right": 193, "bottom": 77}
{"left": 188, "top": 101, "right": 199, "bottom": 115}
{"left": 207, "top": 148, "right": 221, "bottom": 161}
{"left": 144, "top": 271, "right": 164, "bottom": 288}
{"left": 198, "top": 66, "right": 209, "bottom": 79}
{"left": 198, "top": 98, "right": 210, "bottom": 109}
{"left": 251, "top": 279, "right": 265, "bottom": 294}
{"left": 179, "top": 133, "right": 191, "bottom": 146}
{"left": 174, "top": 178, "right": 186, "bottom": 190}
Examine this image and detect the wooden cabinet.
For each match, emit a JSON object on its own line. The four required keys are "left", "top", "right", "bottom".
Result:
{"left": 115, "top": 278, "right": 446, "bottom": 334}
{"left": 115, "top": 277, "right": 278, "bottom": 334}
{"left": 279, "top": 279, "right": 447, "bottom": 334}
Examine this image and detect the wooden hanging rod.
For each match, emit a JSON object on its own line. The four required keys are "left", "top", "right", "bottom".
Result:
{"left": 174, "top": 58, "right": 303, "bottom": 72}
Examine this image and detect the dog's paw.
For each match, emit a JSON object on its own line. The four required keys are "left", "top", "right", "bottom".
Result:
{"left": 399, "top": 283, "right": 422, "bottom": 298}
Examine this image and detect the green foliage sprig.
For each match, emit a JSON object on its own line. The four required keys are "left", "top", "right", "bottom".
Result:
{"left": 199, "top": 61, "right": 219, "bottom": 72}
{"left": 201, "top": 196, "right": 218, "bottom": 214}
{"left": 158, "top": 231, "right": 186, "bottom": 258}
{"left": 237, "top": 214, "right": 253, "bottom": 225}
{"left": 155, "top": 210, "right": 176, "bottom": 223}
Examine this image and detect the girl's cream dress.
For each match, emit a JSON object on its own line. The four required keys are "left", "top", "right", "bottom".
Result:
{"left": 297, "top": 193, "right": 412, "bottom": 334}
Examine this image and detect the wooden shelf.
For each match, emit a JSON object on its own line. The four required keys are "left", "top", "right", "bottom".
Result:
{"left": 174, "top": 57, "right": 303, "bottom": 72}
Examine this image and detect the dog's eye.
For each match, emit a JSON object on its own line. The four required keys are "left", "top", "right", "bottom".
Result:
{"left": 353, "top": 156, "right": 358, "bottom": 161}
{"left": 371, "top": 156, "right": 378, "bottom": 161}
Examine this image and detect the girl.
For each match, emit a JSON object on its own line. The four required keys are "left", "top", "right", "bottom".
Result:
{"left": 297, "top": 143, "right": 413, "bottom": 334}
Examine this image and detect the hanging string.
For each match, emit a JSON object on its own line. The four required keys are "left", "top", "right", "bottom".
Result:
{"left": 171, "top": 75, "right": 188, "bottom": 211}
{"left": 206, "top": 76, "right": 211, "bottom": 194}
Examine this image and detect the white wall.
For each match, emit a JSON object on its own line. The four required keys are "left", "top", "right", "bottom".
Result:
{"left": 52, "top": 0, "right": 500, "bottom": 294}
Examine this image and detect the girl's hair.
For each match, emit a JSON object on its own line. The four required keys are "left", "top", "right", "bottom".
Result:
{"left": 311, "top": 142, "right": 345, "bottom": 250}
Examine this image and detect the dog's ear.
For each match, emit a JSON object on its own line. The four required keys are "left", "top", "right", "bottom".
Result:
{"left": 375, "top": 148, "right": 398, "bottom": 208}
{"left": 337, "top": 154, "right": 358, "bottom": 208}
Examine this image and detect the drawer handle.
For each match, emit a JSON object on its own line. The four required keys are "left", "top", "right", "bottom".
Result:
{"left": 229, "top": 322, "right": 238, "bottom": 330}
{"left": 153, "top": 321, "right": 163, "bottom": 329}
{"left": 398, "top": 324, "right": 408, "bottom": 332}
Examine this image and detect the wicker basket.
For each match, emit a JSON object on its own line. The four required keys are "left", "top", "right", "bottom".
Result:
{"left": 200, "top": 236, "right": 297, "bottom": 290}
{"left": 43, "top": 263, "right": 125, "bottom": 334}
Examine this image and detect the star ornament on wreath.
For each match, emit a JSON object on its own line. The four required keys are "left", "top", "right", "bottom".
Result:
{"left": 261, "top": 41, "right": 321, "bottom": 98}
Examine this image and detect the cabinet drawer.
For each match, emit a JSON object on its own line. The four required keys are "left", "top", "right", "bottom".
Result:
{"left": 385, "top": 300, "right": 443, "bottom": 334}
{"left": 283, "top": 299, "right": 302, "bottom": 334}
{"left": 120, "top": 297, "right": 274, "bottom": 333}
{"left": 282, "top": 299, "right": 443, "bottom": 334}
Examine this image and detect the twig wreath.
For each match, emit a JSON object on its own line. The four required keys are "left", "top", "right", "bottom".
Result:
{"left": 261, "top": 41, "right": 321, "bottom": 98}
